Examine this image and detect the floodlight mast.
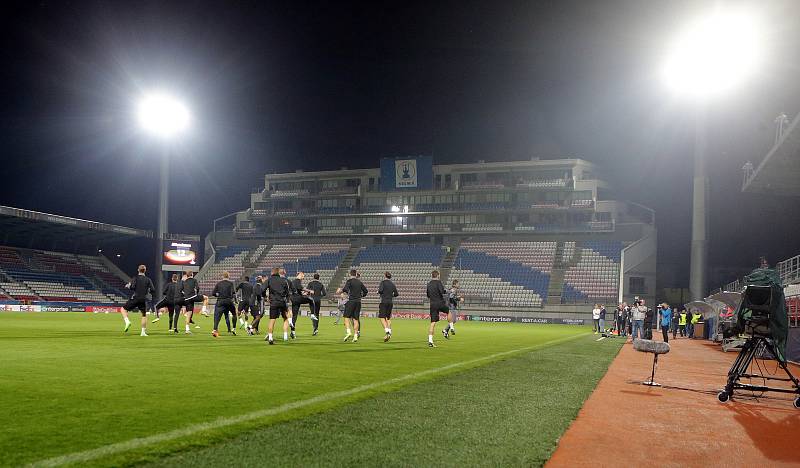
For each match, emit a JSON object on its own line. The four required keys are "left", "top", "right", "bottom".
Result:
{"left": 137, "top": 92, "right": 190, "bottom": 301}
{"left": 661, "top": 10, "right": 762, "bottom": 302}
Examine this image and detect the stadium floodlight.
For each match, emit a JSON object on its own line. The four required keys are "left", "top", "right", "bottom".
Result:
{"left": 390, "top": 205, "right": 401, "bottom": 212}
{"left": 136, "top": 92, "right": 191, "bottom": 138}
{"left": 661, "top": 9, "right": 763, "bottom": 98}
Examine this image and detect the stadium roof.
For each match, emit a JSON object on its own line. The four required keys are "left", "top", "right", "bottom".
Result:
{"left": 742, "top": 114, "right": 800, "bottom": 196}
{"left": 0, "top": 205, "right": 152, "bottom": 247}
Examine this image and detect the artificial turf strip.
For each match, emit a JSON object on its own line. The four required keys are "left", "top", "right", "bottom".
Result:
{"left": 0, "top": 312, "right": 590, "bottom": 467}
{"left": 149, "top": 335, "right": 623, "bottom": 468}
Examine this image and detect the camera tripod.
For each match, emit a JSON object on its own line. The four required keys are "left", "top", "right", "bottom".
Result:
{"left": 717, "top": 334, "right": 800, "bottom": 408}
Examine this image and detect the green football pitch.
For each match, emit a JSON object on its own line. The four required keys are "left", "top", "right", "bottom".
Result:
{"left": 0, "top": 312, "right": 622, "bottom": 467}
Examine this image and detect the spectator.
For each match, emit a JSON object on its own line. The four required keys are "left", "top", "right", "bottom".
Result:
{"left": 660, "top": 303, "right": 672, "bottom": 342}
{"left": 599, "top": 304, "right": 606, "bottom": 334}
{"left": 592, "top": 304, "right": 601, "bottom": 334}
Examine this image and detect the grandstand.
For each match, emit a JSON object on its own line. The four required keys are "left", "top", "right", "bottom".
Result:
{"left": 0, "top": 206, "right": 151, "bottom": 306}
{"left": 201, "top": 157, "right": 657, "bottom": 318}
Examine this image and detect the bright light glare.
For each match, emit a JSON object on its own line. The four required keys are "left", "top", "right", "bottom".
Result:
{"left": 137, "top": 93, "right": 191, "bottom": 137}
{"left": 662, "top": 10, "right": 762, "bottom": 97}
{"left": 390, "top": 205, "right": 400, "bottom": 212}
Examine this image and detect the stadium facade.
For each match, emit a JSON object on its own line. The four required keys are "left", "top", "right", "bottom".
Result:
{"left": 202, "top": 157, "right": 657, "bottom": 318}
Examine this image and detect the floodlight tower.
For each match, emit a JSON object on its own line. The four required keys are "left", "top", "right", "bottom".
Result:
{"left": 661, "top": 9, "right": 762, "bottom": 301}
{"left": 137, "top": 93, "right": 191, "bottom": 299}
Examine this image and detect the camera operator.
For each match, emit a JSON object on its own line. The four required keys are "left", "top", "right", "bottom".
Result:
{"left": 644, "top": 303, "right": 654, "bottom": 340}
{"left": 630, "top": 298, "right": 647, "bottom": 342}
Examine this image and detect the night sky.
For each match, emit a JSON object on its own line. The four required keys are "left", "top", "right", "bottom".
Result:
{"left": 1, "top": 0, "right": 799, "bottom": 287}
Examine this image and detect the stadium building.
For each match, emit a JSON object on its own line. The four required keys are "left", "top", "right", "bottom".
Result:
{"left": 201, "top": 157, "right": 657, "bottom": 319}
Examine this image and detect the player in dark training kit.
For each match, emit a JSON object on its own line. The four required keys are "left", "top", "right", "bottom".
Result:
{"left": 121, "top": 264, "right": 156, "bottom": 336}
{"left": 236, "top": 276, "right": 254, "bottom": 331}
{"left": 426, "top": 270, "right": 449, "bottom": 348}
{"left": 290, "top": 272, "right": 315, "bottom": 334}
{"left": 247, "top": 275, "right": 266, "bottom": 335}
{"left": 306, "top": 273, "right": 326, "bottom": 336}
{"left": 181, "top": 271, "right": 208, "bottom": 332}
{"left": 154, "top": 274, "right": 181, "bottom": 333}
{"left": 278, "top": 268, "right": 296, "bottom": 339}
{"left": 211, "top": 271, "right": 237, "bottom": 338}
{"left": 341, "top": 269, "right": 368, "bottom": 343}
{"left": 377, "top": 271, "right": 398, "bottom": 342}
{"left": 265, "top": 267, "right": 291, "bottom": 344}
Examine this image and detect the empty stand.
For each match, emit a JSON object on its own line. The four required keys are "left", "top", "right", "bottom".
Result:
{"left": 198, "top": 246, "right": 250, "bottom": 293}
{"left": 0, "top": 246, "right": 129, "bottom": 303}
{"left": 341, "top": 244, "right": 446, "bottom": 304}
{"left": 450, "top": 242, "right": 555, "bottom": 308}
{"left": 561, "top": 240, "right": 621, "bottom": 303}
{"left": 253, "top": 243, "right": 350, "bottom": 290}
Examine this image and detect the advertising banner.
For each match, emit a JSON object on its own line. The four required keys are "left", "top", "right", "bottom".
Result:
{"left": 162, "top": 239, "right": 202, "bottom": 271}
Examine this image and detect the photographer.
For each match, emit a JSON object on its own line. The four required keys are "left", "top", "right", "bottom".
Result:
{"left": 644, "top": 304, "right": 654, "bottom": 340}
{"left": 630, "top": 298, "right": 647, "bottom": 342}
{"left": 659, "top": 303, "right": 672, "bottom": 343}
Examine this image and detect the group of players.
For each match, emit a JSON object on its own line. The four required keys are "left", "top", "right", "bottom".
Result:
{"left": 121, "top": 264, "right": 464, "bottom": 347}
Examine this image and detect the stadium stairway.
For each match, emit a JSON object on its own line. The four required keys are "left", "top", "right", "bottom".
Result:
{"left": 546, "top": 241, "right": 567, "bottom": 304}
{"left": 439, "top": 240, "right": 461, "bottom": 285}
{"left": 326, "top": 245, "right": 361, "bottom": 293}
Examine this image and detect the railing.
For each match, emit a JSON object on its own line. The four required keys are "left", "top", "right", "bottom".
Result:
{"left": 777, "top": 254, "right": 800, "bottom": 286}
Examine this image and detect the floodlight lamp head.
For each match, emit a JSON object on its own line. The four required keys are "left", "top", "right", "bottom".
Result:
{"left": 137, "top": 93, "right": 191, "bottom": 138}
{"left": 661, "top": 9, "right": 763, "bottom": 98}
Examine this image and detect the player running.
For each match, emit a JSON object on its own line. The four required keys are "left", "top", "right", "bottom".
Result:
{"left": 290, "top": 272, "right": 315, "bottom": 334}
{"left": 306, "top": 273, "right": 327, "bottom": 336}
{"left": 211, "top": 271, "right": 237, "bottom": 337}
{"left": 265, "top": 267, "right": 291, "bottom": 344}
{"left": 247, "top": 275, "right": 265, "bottom": 335}
{"left": 121, "top": 264, "right": 156, "bottom": 336}
{"left": 341, "top": 269, "right": 368, "bottom": 343}
{"left": 236, "top": 276, "right": 254, "bottom": 330}
{"left": 426, "top": 270, "right": 449, "bottom": 348}
{"left": 443, "top": 279, "right": 463, "bottom": 338}
{"left": 278, "top": 268, "right": 296, "bottom": 339}
{"left": 377, "top": 271, "right": 398, "bottom": 342}
{"left": 181, "top": 271, "right": 208, "bottom": 332}
{"left": 156, "top": 273, "right": 181, "bottom": 333}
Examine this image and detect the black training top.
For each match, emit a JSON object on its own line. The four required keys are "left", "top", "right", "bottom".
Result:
{"left": 290, "top": 278, "right": 304, "bottom": 299}
{"left": 252, "top": 281, "right": 264, "bottom": 302}
{"left": 182, "top": 277, "right": 201, "bottom": 299}
{"left": 163, "top": 281, "right": 179, "bottom": 303}
{"left": 129, "top": 274, "right": 155, "bottom": 301}
{"left": 426, "top": 279, "right": 447, "bottom": 304}
{"left": 307, "top": 279, "right": 326, "bottom": 300}
{"left": 237, "top": 281, "right": 254, "bottom": 302}
{"left": 378, "top": 279, "right": 399, "bottom": 304}
{"left": 267, "top": 274, "right": 290, "bottom": 306}
{"left": 342, "top": 277, "right": 368, "bottom": 302}
{"left": 212, "top": 279, "right": 236, "bottom": 300}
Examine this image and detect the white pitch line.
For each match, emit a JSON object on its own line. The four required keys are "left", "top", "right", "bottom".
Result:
{"left": 29, "top": 333, "right": 587, "bottom": 467}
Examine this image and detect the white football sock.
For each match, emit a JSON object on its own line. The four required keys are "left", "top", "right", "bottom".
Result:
{"left": 346, "top": 328, "right": 352, "bottom": 335}
{"left": 124, "top": 317, "right": 131, "bottom": 325}
{"left": 428, "top": 334, "right": 433, "bottom": 343}
{"left": 201, "top": 305, "right": 207, "bottom": 313}
{"left": 449, "top": 322, "right": 454, "bottom": 329}
{"left": 283, "top": 332, "right": 288, "bottom": 340}
{"left": 268, "top": 333, "right": 273, "bottom": 340}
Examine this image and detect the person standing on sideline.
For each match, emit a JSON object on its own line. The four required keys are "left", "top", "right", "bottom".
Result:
{"left": 599, "top": 304, "right": 607, "bottom": 334}
{"left": 660, "top": 303, "right": 672, "bottom": 342}
{"left": 121, "top": 264, "right": 156, "bottom": 336}
{"left": 689, "top": 310, "right": 701, "bottom": 338}
{"left": 671, "top": 305, "right": 679, "bottom": 339}
{"left": 211, "top": 271, "right": 237, "bottom": 338}
{"left": 341, "top": 269, "right": 368, "bottom": 343}
{"left": 630, "top": 299, "right": 647, "bottom": 342}
{"left": 265, "top": 267, "right": 291, "bottom": 344}
{"left": 377, "top": 271, "right": 398, "bottom": 342}
{"left": 679, "top": 309, "right": 687, "bottom": 337}
{"left": 592, "top": 304, "right": 601, "bottom": 334}
{"left": 643, "top": 304, "right": 654, "bottom": 340}
{"left": 426, "top": 270, "right": 449, "bottom": 348}
{"left": 443, "top": 279, "right": 463, "bottom": 338}
{"left": 306, "top": 273, "right": 326, "bottom": 336}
